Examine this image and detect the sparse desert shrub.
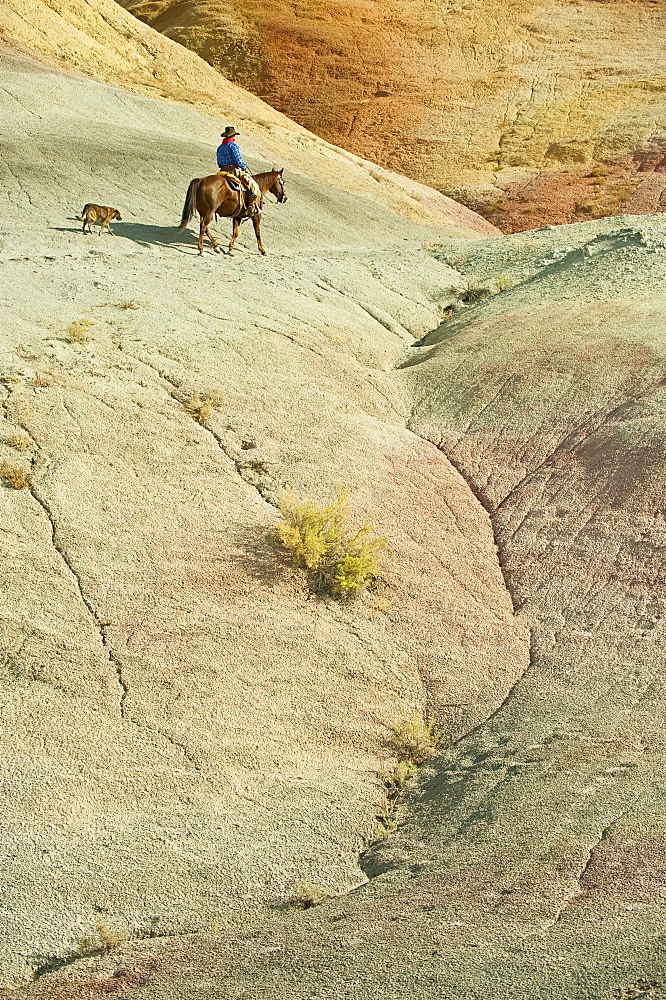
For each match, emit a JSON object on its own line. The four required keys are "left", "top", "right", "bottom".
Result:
{"left": 390, "top": 711, "right": 443, "bottom": 764}
{"left": 275, "top": 489, "right": 385, "bottom": 599}
{"left": 183, "top": 390, "right": 224, "bottom": 425}
{"left": 76, "top": 917, "right": 127, "bottom": 956}
{"left": 371, "top": 796, "right": 398, "bottom": 841}
{"left": 495, "top": 274, "right": 512, "bottom": 291}
{"left": 0, "top": 460, "right": 31, "bottom": 490}
{"left": 285, "top": 881, "right": 334, "bottom": 910}
{"left": 4, "top": 433, "right": 30, "bottom": 452}
{"left": 120, "top": 299, "right": 140, "bottom": 310}
{"left": 31, "top": 371, "right": 54, "bottom": 388}
{"left": 367, "top": 717, "right": 444, "bottom": 846}
{"left": 66, "top": 318, "right": 93, "bottom": 343}
{"left": 380, "top": 760, "right": 417, "bottom": 792}
{"left": 461, "top": 283, "right": 491, "bottom": 304}
{"left": 481, "top": 199, "right": 503, "bottom": 216}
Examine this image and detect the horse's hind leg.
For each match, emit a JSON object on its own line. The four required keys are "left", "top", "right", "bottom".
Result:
{"left": 202, "top": 211, "right": 220, "bottom": 254}
{"left": 252, "top": 215, "right": 266, "bottom": 255}
{"left": 198, "top": 213, "right": 219, "bottom": 255}
{"left": 228, "top": 217, "right": 241, "bottom": 254}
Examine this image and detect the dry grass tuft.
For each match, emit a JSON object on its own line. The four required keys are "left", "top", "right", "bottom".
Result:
{"left": 66, "top": 318, "right": 94, "bottom": 343}
{"left": 275, "top": 489, "right": 385, "bottom": 600}
{"left": 120, "top": 299, "right": 140, "bottom": 310}
{"left": 380, "top": 760, "right": 418, "bottom": 792}
{"left": 285, "top": 882, "right": 334, "bottom": 911}
{"left": 183, "top": 390, "right": 224, "bottom": 425}
{"left": 76, "top": 918, "right": 127, "bottom": 957}
{"left": 4, "top": 433, "right": 31, "bottom": 452}
{"left": 0, "top": 460, "right": 32, "bottom": 490}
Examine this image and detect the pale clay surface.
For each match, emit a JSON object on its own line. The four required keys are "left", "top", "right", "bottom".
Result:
{"left": 0, "top": 43, "right": 521, "bottom": 989}
{"left": 1, "top": 10, "right": 666, "bottom": 1000}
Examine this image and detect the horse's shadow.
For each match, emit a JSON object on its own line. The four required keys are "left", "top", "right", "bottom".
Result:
{"left": 51, "top": 221, "right": 207, "bottom": 253}
{"left": 112, "top": 222, "right": 198, "bottom": 251}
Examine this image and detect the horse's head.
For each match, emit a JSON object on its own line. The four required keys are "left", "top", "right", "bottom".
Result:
{"left": 269, "top": 168, "right": 287, "bottom": 203}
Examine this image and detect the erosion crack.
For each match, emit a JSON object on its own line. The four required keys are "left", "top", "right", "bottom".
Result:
{"left": 6, "top": 400, "right": 130, "bottom": 718}
{"left": 28, "top": 480, "right": 130, "bottom": 717}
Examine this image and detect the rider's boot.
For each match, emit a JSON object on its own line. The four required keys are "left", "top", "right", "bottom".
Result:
{"left": 246, "top": 193, "right": 262, "bottom": 216}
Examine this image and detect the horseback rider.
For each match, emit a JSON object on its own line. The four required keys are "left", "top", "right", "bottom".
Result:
{"left": 216, "top": 127, "right": 262, "bottom": 216}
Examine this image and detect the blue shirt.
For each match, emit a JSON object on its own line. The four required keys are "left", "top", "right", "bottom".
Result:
{"left": 216, "top": 140, "right": 249, "bottom": 172}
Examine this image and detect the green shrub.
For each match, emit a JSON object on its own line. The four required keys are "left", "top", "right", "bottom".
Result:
{"left": 275, "top": 489, "right": 385, "bottom": 599}
{"left": 390, "top": 711, "right": 443, "bottom": 764}
{"left": 66, "top": 319, "right": 93, "bottom": 343}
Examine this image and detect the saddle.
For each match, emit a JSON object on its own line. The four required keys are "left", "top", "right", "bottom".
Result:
{"left": 217, "top": 170, "right": 244, "bottom": 193}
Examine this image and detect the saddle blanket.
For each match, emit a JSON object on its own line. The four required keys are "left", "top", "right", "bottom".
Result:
{"left": 217, "top": 170, "right": 243, "bottom": 192}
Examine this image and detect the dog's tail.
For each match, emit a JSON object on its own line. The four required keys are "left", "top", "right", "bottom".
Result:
{"left": 175, "top": 178, "right": 200, "bottom": 233}
{"left": 75, "top": 214, "right": 84, "bottom": 221}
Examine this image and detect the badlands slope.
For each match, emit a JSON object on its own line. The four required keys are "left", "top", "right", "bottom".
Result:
{"left": 0, "top": 5, "right": 666, "bottom": 1000}
{"left": 0, "top": 29, "right": 515, "bottom": 992}
{"left": 118, "top": 0, "right": 666, "bottom": 231}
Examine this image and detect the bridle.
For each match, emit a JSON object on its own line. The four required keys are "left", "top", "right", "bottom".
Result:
{"left": 273, "top": 173, "right": 287, "bottom": 203}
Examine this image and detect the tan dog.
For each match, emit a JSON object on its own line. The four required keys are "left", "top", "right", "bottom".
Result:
{"left": 76, "top": 204, "right": 122, "bottom": 235}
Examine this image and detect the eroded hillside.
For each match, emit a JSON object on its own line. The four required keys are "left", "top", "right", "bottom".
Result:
{"left": 117, "top": 0, "right": 666, "bottom": 230}
{"left": 0, "top": 0, "right": 497, "bottom": 236}
{"left": 0, "top": 43, "right": 522, "bottom": 990}
{"left": 1, "top": 5, "right": 666, "bottom": 1000}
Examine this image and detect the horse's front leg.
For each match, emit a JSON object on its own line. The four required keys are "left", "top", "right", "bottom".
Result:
{"left": 252, "top": 215, "right": 266, "bottom": 255}
{"left": 228, "top": 217, "right": 241, "bottom": 254}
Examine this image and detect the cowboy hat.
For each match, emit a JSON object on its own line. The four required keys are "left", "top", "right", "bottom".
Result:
{"left": 221, "top": 126, "right": 240, "bottom": 138}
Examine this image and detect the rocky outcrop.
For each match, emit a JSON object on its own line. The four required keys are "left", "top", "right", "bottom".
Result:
{"left": 116, "top": 0, "right": 666, "bottom": 229}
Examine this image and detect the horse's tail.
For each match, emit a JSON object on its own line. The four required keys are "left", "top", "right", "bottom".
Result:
{"left": 175, "top": 178, "right": 200, "bottom": 232}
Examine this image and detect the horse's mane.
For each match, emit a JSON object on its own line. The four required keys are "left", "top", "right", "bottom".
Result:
{"left": 254, "top": 169, "right": 279, "bottom": 184}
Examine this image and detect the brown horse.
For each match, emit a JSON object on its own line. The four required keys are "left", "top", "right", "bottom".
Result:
{"left": 175, "top": 169, "right": 287, "bottom": 256}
